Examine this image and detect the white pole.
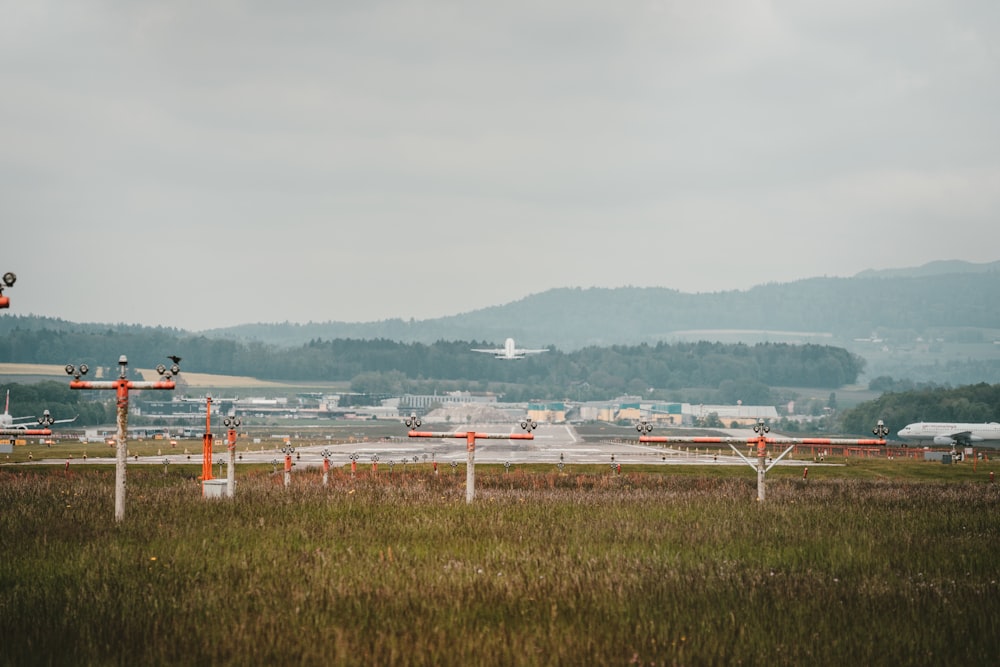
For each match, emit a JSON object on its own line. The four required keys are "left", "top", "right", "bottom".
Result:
{"left": 466, "top": 436, "right": 475, "bottom": 504}
{"left": 757, "top": 455, "right": 766, "bottom": 502}
{"left": 115, "top": 394, "right": 128, "bottom": 522}
{"left": 226, "top": 443, "right": 236, "bottom": 497}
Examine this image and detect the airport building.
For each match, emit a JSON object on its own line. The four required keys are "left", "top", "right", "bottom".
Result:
{"left": 398, "top": 392, "right": 498, "bottom": 411}
{"left": 572, "top": 398, "right": 777, "bottom": 426}
{"left": 527, "top": 402, "right": 567, "bottom": 423}
{"left": 125, "top": 391, "right": 777, "bottom": 428}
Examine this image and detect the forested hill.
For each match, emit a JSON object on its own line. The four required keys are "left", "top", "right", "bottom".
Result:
{"left": 0, "top": 334, "right": 863, "bottom": 400}
{"left": 2, "top": 263, "right": 998, "bottom": 351}
{"left": 203, "top": 267, "right": 1000, "bottom": 349}
{"left": 839, "top": 382, "right": 1000, "bottom": 436}
{"left": 5, "top": 262, "right": 999, "bottom": 390}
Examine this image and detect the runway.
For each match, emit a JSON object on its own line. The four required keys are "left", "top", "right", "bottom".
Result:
{"left": 29, "top": 423, "right": 828, "bottom": 469}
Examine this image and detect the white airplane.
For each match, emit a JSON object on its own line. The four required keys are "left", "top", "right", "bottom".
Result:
{"left": 897, "top": 421, "right": 1000, "bottom": 448}
{"left": 472, "top": 338, "right": 548, "bottom": 360}
{"left": 0, "top": 391, "right": 77, "bottom": 430}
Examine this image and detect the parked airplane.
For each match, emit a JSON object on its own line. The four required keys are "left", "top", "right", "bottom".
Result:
{"left": 471, "top": 338, "right": 547, "bottom": 360}
{"left": 897, "top": 421, "right": 1000, "bottom": 447}
{"left": 0, "top": 391, "right": 77, "bottom": 430}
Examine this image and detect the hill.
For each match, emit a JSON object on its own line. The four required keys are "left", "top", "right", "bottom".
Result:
{"left": 3, "top": 260, "right": 1000, "bottom": 385}
{"left": 853, "top": 259, "right": 1000, "bottom": 279}
{"left": 193, "top": 260, "right": 1000, "bottom": 350}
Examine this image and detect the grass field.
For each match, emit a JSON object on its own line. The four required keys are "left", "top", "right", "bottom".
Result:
{"left": 2, "top": 463, "right": 999, "bottom": 666}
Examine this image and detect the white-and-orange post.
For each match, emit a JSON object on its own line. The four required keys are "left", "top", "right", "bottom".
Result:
{"left": 66, "top": 356, "right": 178, "bottom": 522}
{"left": 282, "top": 445, "right": 294, "bottom": 487}
{"left": 321, "top": 449, "right": 332, "bottom": 487}
{"left": 406, "top": 415, "right": 536, "bottom": 503}
{"left": 202, "top": 396, "right": 214, "bottom": 485}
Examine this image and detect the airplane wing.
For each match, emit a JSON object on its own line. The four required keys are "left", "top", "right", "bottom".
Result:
{"left": 471, "top": 348, "right": 502, "bottom": 355}
{"left": 12, "top": 414, "right": 78, "bottom": 428}
{"left": 517, "top": 348, "right": 547, "bottom": 355}
{"left": 947, "top": 431, "right": 974, "bottom": 446}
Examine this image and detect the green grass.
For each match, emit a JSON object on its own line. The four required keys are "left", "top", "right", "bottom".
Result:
{"left": 2, "top": 466, "right": 999, "bottom": 666}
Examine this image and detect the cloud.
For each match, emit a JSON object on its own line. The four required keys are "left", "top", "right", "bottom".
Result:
{"left": 2, "top": 1, "right": 998, "bottom": 329}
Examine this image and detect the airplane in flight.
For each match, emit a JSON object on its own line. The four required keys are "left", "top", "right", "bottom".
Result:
{"left": 0, "top": 391, "right": 77, "bottom": 430}
{"left": 897, "top": 421, "right": 1000, "bottom": 448}
{"left": 471, "top": 338, "right": 548, "bottom": 360}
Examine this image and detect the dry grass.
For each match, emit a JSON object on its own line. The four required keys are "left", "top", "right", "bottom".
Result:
{"left": 2, "top": 467, "right": 999, "bottom": 666}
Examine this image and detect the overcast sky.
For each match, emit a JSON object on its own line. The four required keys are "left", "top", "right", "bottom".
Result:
{"left": 3, "top": 1, "right": 998, "bottom": 331}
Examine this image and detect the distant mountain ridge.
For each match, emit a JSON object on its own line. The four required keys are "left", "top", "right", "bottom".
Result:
{"left": 195, "top": 260, "right": 1000, "bottom": 350}
{"left": 853, "top": 259, "right": 1000, "bottom": 279}
{"left": 3, "top": 260, "right": 999, "bottom": 352}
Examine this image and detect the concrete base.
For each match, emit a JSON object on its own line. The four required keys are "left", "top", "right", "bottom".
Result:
{"left": 202, "top": 479, "right": 229, "bottom": 498}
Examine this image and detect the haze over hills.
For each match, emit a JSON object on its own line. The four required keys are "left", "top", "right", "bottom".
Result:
{"left": 192, "top": 260, "right": 1000, "bottom": 351}
{"left": 853, "top": 259, "right": 1000, "bottom": 279}
{"left": 3, "top": 260, "right": 998, "bottom": 351}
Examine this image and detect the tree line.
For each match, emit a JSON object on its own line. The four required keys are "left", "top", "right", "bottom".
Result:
{"left": 0, "top": 325, "right": 864, "bottom": 401}
{"left": 839, "top": 382, "right": 1000, "bottom": 436}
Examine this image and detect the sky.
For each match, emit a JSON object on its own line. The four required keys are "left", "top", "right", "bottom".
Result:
{"left": 3, "top": 0, "right": 999, "bottom": 331}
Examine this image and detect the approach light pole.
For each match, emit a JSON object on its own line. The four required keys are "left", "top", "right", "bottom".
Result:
{"left": 202, "top": 395, "right": 214, "bottom": 484}
{"left": 321, "top": 448, "right": 332, "bottom": 486}
{"left": 224, "top": 416, "right": 241, "bottom": 497}
{"left": 637, "top": 418, "right": 890, "bottom": 502}
{"left": 66, "top": 356, "right": 179, "bottom": 522}
{"left": 282, "top": 444, "right": 295, "bottom": 487}
{"left": 0, "top": 272, "right": 15, "bottom": 309}
{"left": 407, "top": 416, "right": 536, "bottom": 504}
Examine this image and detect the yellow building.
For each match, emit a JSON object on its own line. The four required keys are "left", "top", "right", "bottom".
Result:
{"left": 527, "top": 402, "right": 567, "bottom": 423}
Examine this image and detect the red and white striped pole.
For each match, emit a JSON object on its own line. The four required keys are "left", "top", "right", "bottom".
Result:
{"left": 224, "top": 416, "right": 241, "bottom": 498}
{"left": 321, "top": 449, "right": 332, "bottom": 487}
{"left": 202, "top": 396, "right": 214, "bottom": 484}
{"left": 282, "top": 444, "right": 294, "bottom": 487}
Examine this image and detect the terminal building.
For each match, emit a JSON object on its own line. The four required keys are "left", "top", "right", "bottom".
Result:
{"left": 573, "top": 398, "right": 777, "bottom": 426}
{"left": 129, "top": 391, "right": 777, "bottom": 428}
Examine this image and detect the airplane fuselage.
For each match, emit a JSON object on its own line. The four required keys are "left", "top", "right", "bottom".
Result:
{"left": 471, "top": 337, "right": 546, "bottom": 361}
{"left": 500, "top": 338, "right": 521, "bottom": 359}
{"left": 897, "top": 421, "right": 1000, "bottom": 447}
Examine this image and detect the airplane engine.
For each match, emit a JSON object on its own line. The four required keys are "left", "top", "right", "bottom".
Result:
{"left": 933, "top": 435, "right": 956, "bottom": 446}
